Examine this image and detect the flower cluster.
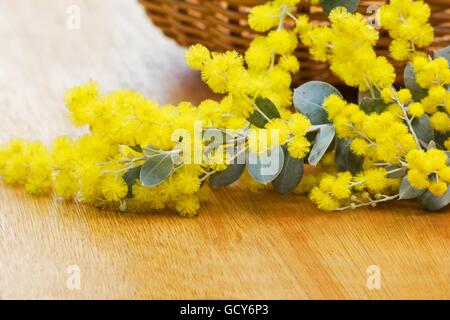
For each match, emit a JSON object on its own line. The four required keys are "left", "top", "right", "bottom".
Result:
{"left": 1, "top": 0, "right": 450, "bottom": 215}
{"left": 297, "top": 7, "right": 395, "bottom": 91}
{"left": 380, "top": 0, "right": 434, "bottom": 61}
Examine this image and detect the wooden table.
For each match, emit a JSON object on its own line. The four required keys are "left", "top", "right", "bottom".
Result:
{"left": 0, "top": 0, "right": 449, "bottom": 300}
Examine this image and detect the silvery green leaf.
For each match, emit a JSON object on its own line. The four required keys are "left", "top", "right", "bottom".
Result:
{"left": 386, "top": 165, "right": 406, "bottom": 179}
{"left": 419, "top": 188, "right": 450, "bottom": 211}
{"left": 404, "top": 63, "right": 428, "bottom": 101}
{"left": 358, "top": 86, "right": 381, "bottom": 104}
{"left": 247, "top": 97, "right": 280, "bottom": 128}
{"left": 144, "top": 145, "right": 160, "bottom": 157}
{"left": 123, "top": 165, "right": 142, "bottom": 198}
{"left": 209, "top": 164, "right": 245, "bottom": 188}
{"left": 308, "top": 125, "right": 335, "bottom": 166}
{"left": 140, "top": 154, "right": 173, "bottom": 187}
{"left": 335, "top": 139, "right": 363, "bottom": 174}
{"left": 435, "top": 46, "right": 450, "bottom": 64}
{"left": 129, "top": 145, "right": 142, "bottom": 153}
{"left": 435, "top": 132, "right": 450, "bottom": 149}
{"left": 247, "top": 146, "right": 284, "bottom": 184}
{"left": 272, "top": 146, "right": 304, "bottom": 195}
{"left": 321, "top": 0, "right": 360, "bottom": 16}
{"left": 359, "top": 98, "right": 388, "bottom": 114}
{"left": 399, "top": 176, "right": 425, "bottom": 200}
{"left": 412, "top": 114, "right": 434, "bottom": 148}
{"left": 293, "top": 81, "right": 342, "bottom": 125}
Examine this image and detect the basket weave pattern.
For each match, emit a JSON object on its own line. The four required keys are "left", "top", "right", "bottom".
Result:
{"left": 139, "top": 0, "right": 450, "bottom": 84}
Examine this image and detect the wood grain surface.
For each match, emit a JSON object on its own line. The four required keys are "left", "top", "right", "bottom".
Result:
{"left": 0, "top": 0, "right": 449, "bottom": 300}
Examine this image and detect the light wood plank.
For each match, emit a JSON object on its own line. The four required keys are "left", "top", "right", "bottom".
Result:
{"left": 0, "top": 0, "right": 449, "bottom": 299}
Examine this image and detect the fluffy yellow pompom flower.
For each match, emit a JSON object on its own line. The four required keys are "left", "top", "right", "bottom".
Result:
{"left": 406, "top": 149, "right": 450, "bottom": 195}
{"left": 351, "top": 138, "right": 370, "bottom": 156}
{"left": 288, "top": 113, "right": 311, "bottom": 136}
{"left": 389, "top": 39, "right": 412, "bottom": 61}
{"left": 265, "top": 118, "right": 290, "bottom": 145}
{"left": 323, "top": 94, "right": 346, "bottom": 121}
{"left": 428, "top": 181, "right": 448, "bottom": 197}
{"left": 245, "top": 37, "right": 272, "bottom": 71}
{"left": 397, "top": 89, "right": 412, "bottom": 104}
{"left": 279, "top": 55, "right": 300, "bottom": 73}
{"left": 413, "top": 57, "right": 450, "bottom": 89}
{"left": 185, "top": 44, "right": 211, "bottom": 70}
{"left": 101, "top": 175, "right": 128, "bottom": 202}
{"left": 174, "top": 170, "right": 201, "bottom": 195}
{"left": 309, "top": 187, "right": 340, "bottom": 211}
{"left": 408, "top": 102, "right": 425, "bottom": 118}
{"left": 355, "top": 168, "right": 390, "bottom": 193}
{"left": 287, "top": 136, "right": 311, "bottom": 159}
{"left": 430, "top": 112, "right": 450, "bottom": 133}
{"left": 64, "top": 80, "right": 99, "bottom": 126}
{"left": 175, "top": 195, "right": 200, "bottom": 217}
{"left": 380, "top": 0, "right": 434, "bottom": 61}
{"left": 248, "top": 4, "right": 280, "bottom": 32}
{"left": 266, "top": 29, "right": 298, "bottom": 55}
{"left": 445, "top": 138, "right": 450, "bottom": 150}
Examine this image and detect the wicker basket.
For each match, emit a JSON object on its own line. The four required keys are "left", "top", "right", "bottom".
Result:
{"left": 140, "top": 0, "right": 450, "bottom": 84}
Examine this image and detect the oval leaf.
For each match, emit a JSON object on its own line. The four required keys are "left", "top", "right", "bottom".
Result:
{"left": 123, "top": 165, "right": 142, "bottom": 198}
{"left": 358, "top": 86, "right": 381, "bottom": 103}
{"left": 247, "top": 146, "right": 284, "bottom": 184}
{"left": 359, "top": 98, "right": 388, "bottom": 114}
{"left": 404, "top": 63, "right": 428, "bottom": 101}
{"left": 209, "top": 164, "right": 245, "bottom": 188}
{"left": 308, "top": 125, "right": 335, "bottom": 166}
{"left": 140, "top": 154, "right": 173, "bottom": 187}
{"left": 321, "top": 0, "right": 360, "bottom": 16}
{"left": 335, "top": 139, "right": 363, "bottom": 174}
{"left": 435, "top": 46, "right": 450, "bottom": 64}
{"left": 399, "top": 176, "right": 425, "bottom": 200}
{"left": 247, "top": 97, "right": 280, "bottom": 128}
{"left": 272, "top": 146, "right": 304, "bottom": 195}
{"left": 386, "top": 165, "right": 406, "bottom": 179}
{"left": 419, "top": 188, "right": 450, "bottom": 211}
{"left": 293, "top": 81, "right": 342, "bottom": 125}
{"left": 412, "top": 114, "right": 434, "bottom": 148}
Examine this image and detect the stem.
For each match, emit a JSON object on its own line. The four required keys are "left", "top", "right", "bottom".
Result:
{"left": 389, "top": 85, "right": 422, "bottom": 149}
{"left": 336, "top": 194, "right": 399, "bottom": 211}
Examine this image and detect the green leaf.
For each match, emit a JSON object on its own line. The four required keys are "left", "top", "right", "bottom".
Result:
{"left": 129, "top": 145, "right": 143, "bottom": 153}
{"left": 140, "top": 154, "right": 173, "bottom": 187}
{"left": 247, "top": 146, "right": 284, "bottom": 184}
{"left": 272, "top": 146, "right": 304, "bottom": 195}
{"left": 404, "top": 62, "right": 428, "bottom": 101}
{"left": 419, "top": 188, "right": 450, "bottom": 211}
{"left": 412, "top": 114, "right": 434, "bottom": 148}
{"left": 358, "top": 87, "right": 382, "bottom": 104}
{"left": 308, "top": 125, "right": 335, "bottom": 166}
{"left": 386, "top": 165, "right": 406, "bottom": 179}
{"left": 435, "top": 46, "right": 450, "bottom": 64}
{"left": 247, "top": 98, "right": 280, "bottom": 128}
{"left": 321, "top": 0, "right": 360, "bottom": 16}
{"left": 335, "top": 139, "right": 363, "bottom": 174}
{"left": 399, "top": 176, "right": 425, "bottom": 200}
{"left": 123, "top": 165, "right": 142, "bottom": 198}
{"left": 359, "top": 98, "right": 388, "bottom": 114}
{"left": 209, "top": 164, "right": 245, "bottom": 188}
{"left": 293, "top": 81, "right": 342, "bottom": 125}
